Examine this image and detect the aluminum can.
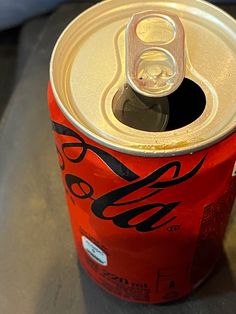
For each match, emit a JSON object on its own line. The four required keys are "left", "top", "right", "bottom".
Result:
{"left": 48, "top": 0, "right": 236, "bottom": 303}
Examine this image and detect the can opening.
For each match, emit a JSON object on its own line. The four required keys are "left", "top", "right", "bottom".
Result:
{"left": 112, "top": 78, "right": 206, "bottom": 132}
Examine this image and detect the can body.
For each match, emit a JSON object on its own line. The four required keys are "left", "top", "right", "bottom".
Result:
{"left": 48, "top": 84, "right": 236, "bottom": 303}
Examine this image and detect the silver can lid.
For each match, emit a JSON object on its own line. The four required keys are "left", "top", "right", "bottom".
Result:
{"left": 50, "top": 0, "right": 236, "bottom": 156}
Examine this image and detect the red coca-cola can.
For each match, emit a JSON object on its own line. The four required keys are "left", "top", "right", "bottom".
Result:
{"left": 48, "top": 0, "right": 236, "bottom": 303}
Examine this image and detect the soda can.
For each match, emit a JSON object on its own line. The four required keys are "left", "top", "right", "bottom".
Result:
{"left": 48, "top": 0, "right": 236, "bottom": 303}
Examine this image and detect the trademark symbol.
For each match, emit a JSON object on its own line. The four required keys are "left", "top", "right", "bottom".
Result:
{"left": 166, "top": 225, "right": 181, "bottom": 232}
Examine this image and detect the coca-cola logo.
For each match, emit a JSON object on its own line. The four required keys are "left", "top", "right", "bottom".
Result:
{"left": 52, "top": 121, "right": 206, "bottom": 232}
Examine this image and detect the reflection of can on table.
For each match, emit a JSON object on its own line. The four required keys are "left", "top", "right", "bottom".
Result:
{"left": 48, "top": 0, "right": 236, "bottom": 304}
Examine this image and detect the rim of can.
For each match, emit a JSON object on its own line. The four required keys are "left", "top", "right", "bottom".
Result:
{"left": 50, "top": 0, "right": 236, "bottom": 157}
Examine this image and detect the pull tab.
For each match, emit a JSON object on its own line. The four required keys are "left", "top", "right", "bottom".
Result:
{"left": 126, "top": 11, "right": 185, "bottom": 97}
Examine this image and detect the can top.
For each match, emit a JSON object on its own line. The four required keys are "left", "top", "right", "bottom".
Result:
{"left": 50, "top": 0, "right": 236, "bottom": 156}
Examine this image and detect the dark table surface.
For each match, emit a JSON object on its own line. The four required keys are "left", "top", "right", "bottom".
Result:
{"left": 1, "top": 2, "right": 236, "bottom": 314}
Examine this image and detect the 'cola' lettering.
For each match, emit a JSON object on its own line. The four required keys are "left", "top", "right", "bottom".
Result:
{"left": 53, "top": 121, "right": 207, "bottom": 232}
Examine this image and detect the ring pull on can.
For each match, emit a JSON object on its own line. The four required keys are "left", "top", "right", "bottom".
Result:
{"left": 126, "top": 11, "right": 185, "bottom": 97}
